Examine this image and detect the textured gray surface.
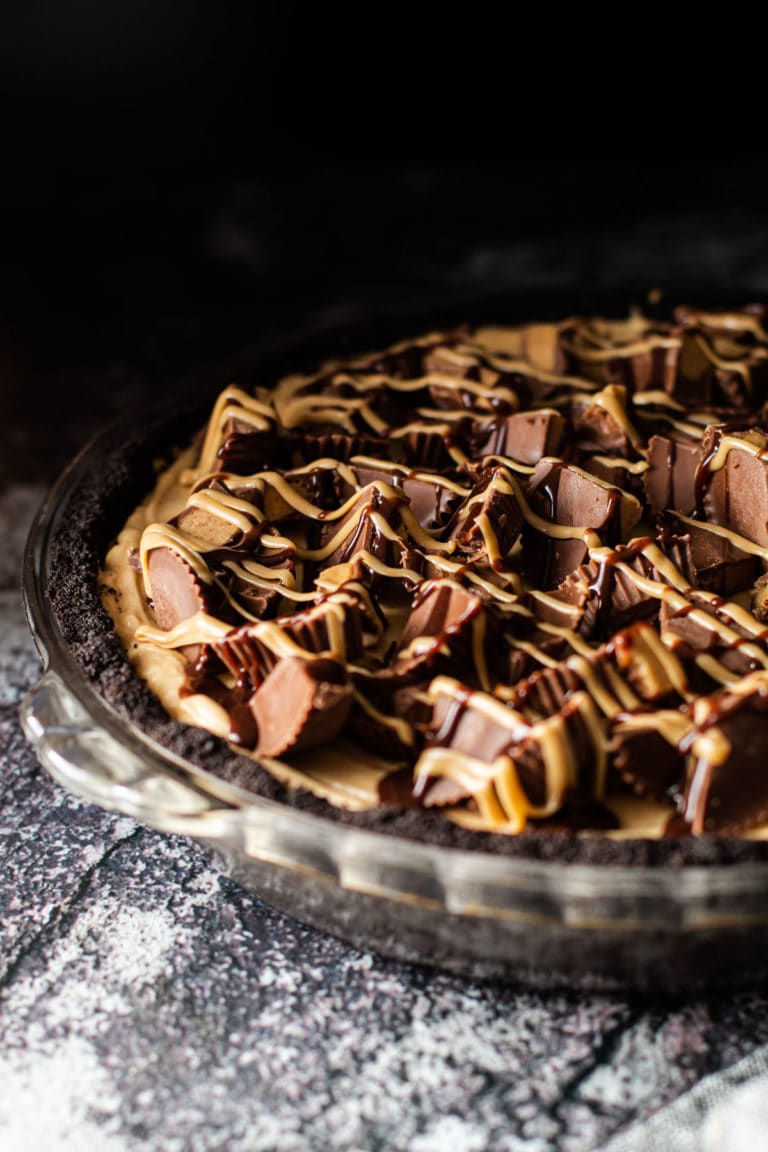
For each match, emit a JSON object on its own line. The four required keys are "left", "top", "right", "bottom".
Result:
{"left": 4, "top": 481, "right": 768, "bottom": 1152}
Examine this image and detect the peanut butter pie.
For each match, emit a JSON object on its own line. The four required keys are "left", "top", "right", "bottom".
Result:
{"left": 100, "top": 307, "right": 768, "bottom": 840}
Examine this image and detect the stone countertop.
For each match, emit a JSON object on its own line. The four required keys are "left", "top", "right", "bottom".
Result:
{"left": 3, "top": 477, "right": 768, "bottom": 1152}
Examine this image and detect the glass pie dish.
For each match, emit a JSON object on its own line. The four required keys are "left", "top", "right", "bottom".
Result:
{"left": 20, "top": 298, "right": 768, "bottom": 993}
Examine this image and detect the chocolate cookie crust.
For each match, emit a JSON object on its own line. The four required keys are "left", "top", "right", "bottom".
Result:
{"left": 42, "top": 332, "right": 768, "bottom": 866}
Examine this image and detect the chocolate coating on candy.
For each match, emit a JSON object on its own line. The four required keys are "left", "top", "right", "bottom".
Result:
{"left": 679, "top": 676, "right": 768, "bottom": 833}
{"left": 446, "top": 466, "right": 523, "bottom": 566}
{"left": 674, "top": 308, "right": 768, "bottom": 409}
{"left": 147, "top": 548, "right": 211, "bottom": 631}
{"left": 559, "top": 315, "right": 682, "bottom": 394}
{"left": 416, "top": 676, "right": 605, "bottom": 829}
{"left": 524, "top": 459, "right": 641, "bottom": 588}
{"left": 532, "top": 540, "right": 661, "bottom": 638}
{"left": 470, "top": 409, "right": 565, "bottom": 465}
{"left": 211, "top": 590, "right": 367, "bottom": 690}
{"left": 611, "top": 717, "right": 687, "bottom": 802}
{"left": 350, "top": 460, "right": 463, "bottom": 530}
{"left": 656, "top": 511, "right": 760, "bottom": 596}
{"left": 699, "top": 425, "right": 768, "bottom": 545}
{"left": 250, "top": 657, "right": 353, "bottom": 757}
{"left": 568, "top": 385, "right": 640, "bottom": 457}
{"left": 512, "top": 621, "right": 687, "bottom": 719}
{"left": 394, "top": 579, "right": 495, "bottom": 689}
{"left": 645, "top": 430, "right": 702, "bottom": 516}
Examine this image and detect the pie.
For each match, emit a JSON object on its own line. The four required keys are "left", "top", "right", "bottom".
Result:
{"left": 94, "top": 306, "right": 768, "bottom": 849}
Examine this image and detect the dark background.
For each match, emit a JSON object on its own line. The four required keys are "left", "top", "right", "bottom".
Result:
{"left": 2, "top": 4, "right": 768, "bottom": 483}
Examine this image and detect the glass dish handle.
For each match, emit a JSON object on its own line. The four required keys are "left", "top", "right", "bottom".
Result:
{"left": 20, "top": 670, "right": 231, "bottom": 833}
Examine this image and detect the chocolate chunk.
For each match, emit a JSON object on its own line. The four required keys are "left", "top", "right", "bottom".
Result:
{"left": 470, "top": 409, "right": 565, "bottom": 465}
{"left": 422, "top": 342, "right": 528, "bottom": 415}
{"left": 280, "top": 593, "right": 367, "bottom": 663}
{"left": 700, "top": 425, "right": 768, "bottom": 547}
{"left": 147, "top": 548, "right": 212, "bottom": 631}
{"left": 674, "top": 311, "right": 768, "bottom": 409}
{"left": 579, "top": 455, "right": 646, "bottom": 501}
{"left": 316, "top": 483, "right": 406, "bottom": 570}
{"left": 514, "top": 622, "right": 686, "bottom": 717}
{"left": 644, "top": 430, "right": 703, "bottom": 516}
{"left": 351, "top": 460, "right": 464, "bottom": 530}
{"left": 659, "top": 591, "right": 768, "bottom": 679}
{"left": 525, "top": 459, "right": 641, "bottom": 587}
{"left": 569, "top": 385, "right": 638, "bottom": 456}
{"left": 226, "top": 468, "right": 351, "bottom": 523}
{"left": 183, "top": 514, "right": 296, "bottom": 625}
{"left": 217, "top": 427, "right": 286, "bottom": 474}
{"left": 504, "top": 623, "right": 572, "bottom": 683}
{"left": 446, "top": 466, "right": 523, "bottom": 567}
{"left": 610, "top": 716, "right": 687, "bottom": 802}
{"left": 170, "top": 477, "right": 267, "bottom": 554}
{"left": 292, "top": 431, "right": 392, "bottom": 464}
{"left": 348, "top": 673, "right": 429, "bottom": 761}
{"left": 391, "top": 423, "right": 460, "bottom": 470}
{"left": 531, "top": 540, "right": 661, "bottom": 639}
{"left": 512, "top": 662, "right": 582, "bottom": 717}
{"left": 173, "top": 505, "right": 243, "bottom": 550}
{"left": 402, "top": 475, "right": 465, "bottom": 531}
{"left": 281, "top": 464, "right": 353, "bottom": 513}
{"left": 228, "top": 560, "right": 295, "bottom": 621}
{"left": 678, "top": 678, "right": 768, "bottom": 832}
{"left": 559, "top": 315, "right": 681, "bottom": 393}
{"left": 656, "top": 511, "right": 760, "bottom": 595}
{"left": 394, "top": 579, "right": 493, "bottom": 687}
{"left": 213, "top": 591, "right": 366, "bottom": 689}
{"left": 250, "top": 656, "right": 353, "bottom": 758}
{"left": 506, "top": 692, "right": 605, "bottom": 807}
{"left": 528, "top": 459, "right": 641, "bottom": 539}
{"left": 424, "top": 678, "right": 529, "bottom": 760}
{"left": 419, "top": 678, "right": 602, "bottom": 818}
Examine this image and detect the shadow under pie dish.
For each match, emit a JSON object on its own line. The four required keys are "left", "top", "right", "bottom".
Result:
{"left": 22, "top": 298, "right": 768, "bottom": 991}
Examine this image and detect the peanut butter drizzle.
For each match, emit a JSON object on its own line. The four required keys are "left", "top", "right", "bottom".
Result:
{"left": 680, "top": 309, "right": 768, "bottom": 343}
{"left": 672, "top": 511, "right": 768, "bottom": 563}
{"left": 142, "top": 451, "right": 617, "bottom": 628}
{"left": 416, "top": 677, "right": 605, "bottom": 833}
{"left": 195, "top": 385, "right": 276, "bottom": 477}
{"left": 589, "top": 455, "right": 649, "bottom": 475}
{"left": 692, "top": 332, "right": 766, "bottom": 391}
{"left": 452, "top": 342, "right": 599, "bottom": 391}
{"left": 274, "top": 370, "right": 521, "bottom": 432}
{"left": 559, "top": 320, "right": 681, "bottom": 363}
{"left": 602, "top": 540, "right": 768, "bottom": 670}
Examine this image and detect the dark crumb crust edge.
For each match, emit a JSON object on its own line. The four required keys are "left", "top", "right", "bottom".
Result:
{"left": 44, "top": 403, "right": 768, "bottom": 869}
